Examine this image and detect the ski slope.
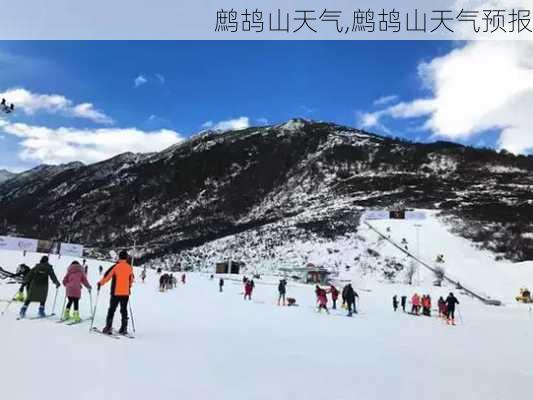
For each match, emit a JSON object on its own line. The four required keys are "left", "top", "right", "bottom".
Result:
{"left": 359, "top": 211, "right": 533, "bottom": 303}
{"left": 0, "top": 247, "right": 532, "bottom": 400}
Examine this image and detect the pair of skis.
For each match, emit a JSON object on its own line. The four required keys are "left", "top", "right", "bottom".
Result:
{"left": 90, "top": 327, "right": 135, "bottom": 339}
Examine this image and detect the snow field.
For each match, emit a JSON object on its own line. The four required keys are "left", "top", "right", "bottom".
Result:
{"left": 0, "top": 248, "right": 532, "bottom": 400}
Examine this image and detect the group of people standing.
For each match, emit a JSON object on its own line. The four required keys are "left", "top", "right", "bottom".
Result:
{"left": 13, "top": 250, "right": 135, "bottom": 335}
{"left": 314, "top": 283, "right": 359, "bottom": 317}
{"left": 392, "top": 292, "right": 460, "bottom": 325}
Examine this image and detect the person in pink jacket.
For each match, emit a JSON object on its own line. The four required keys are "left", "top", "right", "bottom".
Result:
{"left": 411, "top": 293, "right": 421, "bottom": 315}
{"left": 62, "top": 261, "right": 92, "bottom": 322}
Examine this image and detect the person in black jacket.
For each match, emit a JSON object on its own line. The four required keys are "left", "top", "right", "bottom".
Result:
{"left": 343, "top": 284, "right": 359, "bottom": 317}
{"left": 278, "top": 279, "right": 287, "bottom": 306}
{"left": 219, "top": 278, "right": 224, "bottom": 292}
{"left": 401, "top": 295, "right": 407, "bottom": 312}
{"left": 445, "top": 292, "right": 460, "bottom": 325}
{"left": 19, "top": 256, "right": 60, "bottom": 318}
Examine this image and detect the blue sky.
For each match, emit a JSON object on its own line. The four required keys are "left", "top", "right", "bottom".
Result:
{"left": 0, "top": 41, "right": 530, "bottom": 171}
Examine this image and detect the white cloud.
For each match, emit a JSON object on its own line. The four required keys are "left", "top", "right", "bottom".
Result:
{"left": 0, "top": 121, "right": 183, "bottom": 165}
{"left": 361, "top": 41, "right": 533, "bottom": 154}
{"left": 155, "top": 73, "right": 166, "bottom": 84}
{"left": 202, "top": 117, "right": 250, "bottom": 132}
{"left": 0, "top": 88, "right": 113, "bottom": 124}
{"left": 373, "top": 95, "right": 399, "bottom": 107}
{"left": 256, "top": 118, "right": 269, "bottom": 125}
{"left": 134, "top": 75, "right": 148, "bottom": 87}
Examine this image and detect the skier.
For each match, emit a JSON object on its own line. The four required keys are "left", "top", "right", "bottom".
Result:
{"left": 445, "top": 292, "right": 459, "bottom": 325}
{"left": 424, "top": 295, "right": 432, "bottom": 316}
{"left": 330, "top": 284, "right": 339, "bottom": 310}
{"left": 62, "top": 261, "right": 92, "bottom": 322}
{"left": 401, "top": 295, "right": 407, "bottom": 312}
{"left": 393, "top": 295, "right": 399, "bottom": 312}
{"left": 19, "top": 256, "right": 60, "bottom": 319}
{"left": 278, "top": 279, "right": 287, "bottom": 306}
{"left": 219, "top": 277, "right": 224, "bottom": 292}
{"left": 244, "top": 279, "right": 253, "bottom": 300}
{"left": 98, "top": 265, "right": 103, "bottom": 275}
{"left": 14, "top": 263, "right": 31, "bottom": 301}
{"left": 315, "top": 286, "right": 329, "bottom": 314}
{"left": 141, "top": 268, "right": 147, "bottom": 283}
{"left": 343, "top": 283, "right": 358, "bottom": 316}
{"left": 181, "top": 273, "right": 186, "bottom": 284}
{"left": 84, "top": 265, "right": 89, "bottom": 275}
{"left": 411, "top": 293, "right": 421, "bottom": 315}
{"left": 97, "top": 250, "right": 134, "bottom": 335}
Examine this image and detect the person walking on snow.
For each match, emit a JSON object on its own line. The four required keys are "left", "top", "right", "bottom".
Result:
{"left": 19, "top": 256, "right": 60, "bottom": 319}
{"left": 141, "top": 268, "right": 146, "bottom": 283}
{"left": 278, "top": 279, "right": 287, "bottom": 306}
{"left": 445, "top": 292, "right": 459, "bottom": 325}
{"left": 219, "top": 278, "right": 224, "bottom": 292}
{"left": 244, "top": 279, "right": 254, "bottom": 300}
{"left": 401, "top": 295, "right": 407, "bottom": 312}
{"left": 392, "top": 295, "right": 399, "bottom": 312}
{"left": 343, "top": 284, "right": 358, "bottom": 316}
{"left": 98, "top": 250, "right": 134, "bottom": 335}
{"left": 438, "top": 296, "right": 446, "bottom": 318}
{"left": 411, "top": 293, "right": 421, "bottom": 315}
{"left": 98, "top": 265, "right": 103, "bottom": 275}
{"left": 181, "top": 273, "right": 186, "bottom": 284}
{"left": 315, "top": 286, "right": 329, "bottom": 314}
{"left": 62, "top": 261, "right": 92, "bottom": 322}
{"left": 330, "top": 284, "right": 339, "bottom": 310}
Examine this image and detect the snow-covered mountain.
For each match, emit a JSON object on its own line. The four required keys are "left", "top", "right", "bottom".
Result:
{"left": 0, "top": 119, "right": 532, "bottom": 266}
{"left": 0, "top": 169, "right": 16, "bottom": 184}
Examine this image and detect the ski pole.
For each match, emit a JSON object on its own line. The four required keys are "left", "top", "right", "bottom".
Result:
{"left": 58, "top": 295, "right": 67, "bottom": 321}
{"left": 51, "top": 286, "right": 60, "bottom": 316}
{"left": 89, "top": 289, "right": 93, "bottom": 316}
{"left": 89, "top": 290, "right": 100, "bottom": 332}
{"left": 0, "top": 290, "right": 20, "bottom": 316}
{"left": 128, "top": 300, "right": 136, "bottom": 335}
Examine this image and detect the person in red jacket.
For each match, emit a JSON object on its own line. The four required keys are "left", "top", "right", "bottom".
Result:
{"left": 244, "top": 279, "right": 253, "bottom": 300}
{"left": 98, "top": 250, "right": 134, "bottom": 335}
{"left": 330, "top": 284, "right": 339, "bottom": 310}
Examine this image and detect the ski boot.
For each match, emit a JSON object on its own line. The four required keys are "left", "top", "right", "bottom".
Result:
{"left": 119, "top": 318, "right": 128, "bottom": 335}
{"left": 19, "top": 305, "right": 28, "bottom": 319}
{"left": 38, "top": 305, "right": 46, "bottom": 318}
{"left": 62, "top": 308, "right": 71, "bottom": 321}
{"left": 72, "top": 310, "right": 81, "bottom": 323}
{"left": 102, "top": 326, "right": 113, "bottom": 335}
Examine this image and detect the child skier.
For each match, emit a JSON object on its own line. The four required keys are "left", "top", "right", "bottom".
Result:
{"left": 19, "top": 256, "right": 60, "bottom": 318}
{"left": 62, "top": 261, "right": 92, "bottom": 322}
{"left": 392, "top": 295, "right": 399, "bottom": 311}
{"left": 14, "top": 263, "right": 31, "bottom": 301}
{"left": 315, "top": 286, "right": 329, "bottom": 314}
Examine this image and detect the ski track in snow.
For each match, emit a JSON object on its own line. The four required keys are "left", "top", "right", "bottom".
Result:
{"left": 1, "top": 239, "right": 533, "bottom": 400}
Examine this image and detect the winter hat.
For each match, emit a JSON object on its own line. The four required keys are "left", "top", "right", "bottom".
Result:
{"left": 71, "top": 261, "right": 81, "bottom": 265}
{"left": 40, "top": 256, "right": 49, "bottom": 263}
{"left": 118, "top": 250, "right": 129, "bottom": 260}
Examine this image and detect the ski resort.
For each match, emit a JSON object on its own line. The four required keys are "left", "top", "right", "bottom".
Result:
{"left": 0, "top": 39, "right": 532, "bottom": 400}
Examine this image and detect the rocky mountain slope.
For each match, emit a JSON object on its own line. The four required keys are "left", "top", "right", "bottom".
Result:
{"left": 0, "top": 169, "right": 16, "bottom": 184}
{"left": 0, "top": 119, "right": 532, "bottom": 267}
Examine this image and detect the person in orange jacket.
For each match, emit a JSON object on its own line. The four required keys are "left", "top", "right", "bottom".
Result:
{"left": 98, "top": 250, "right": 134, "bottom": 335}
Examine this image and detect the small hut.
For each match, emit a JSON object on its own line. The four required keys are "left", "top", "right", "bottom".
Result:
{"left": 215, "top": 261, "right": 243, "bottom": 274}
